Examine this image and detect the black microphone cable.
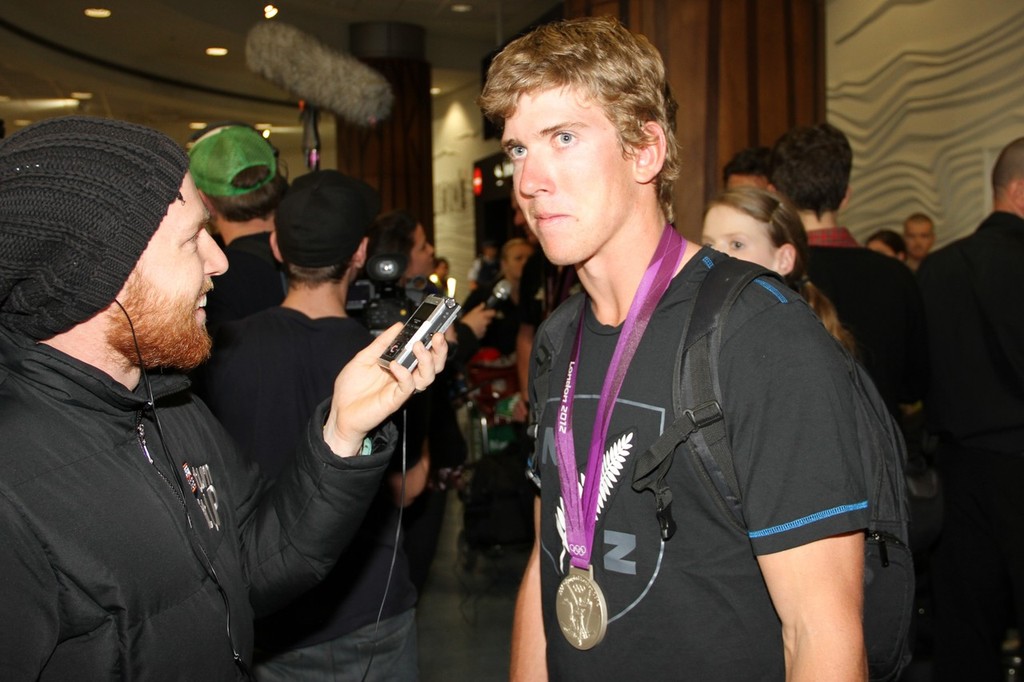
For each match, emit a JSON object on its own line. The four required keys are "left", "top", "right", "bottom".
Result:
{"left": 360, "top": 406, "right": 409, "bottom": 682}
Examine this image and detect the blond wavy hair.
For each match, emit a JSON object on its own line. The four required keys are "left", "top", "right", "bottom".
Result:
{"left": 478, "top": 16, "right": 680, "bottom": 223}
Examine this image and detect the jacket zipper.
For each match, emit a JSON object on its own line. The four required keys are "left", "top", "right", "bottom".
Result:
{"left": 134, "top": 413, "right": 246, "bottom": 675}
{"left": 136, "top": 413, "right": 193, "bottom": 529}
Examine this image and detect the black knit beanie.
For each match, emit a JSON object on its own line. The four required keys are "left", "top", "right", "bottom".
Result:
{"left": 0, "top": 116, "right": 189, "bottom": 341}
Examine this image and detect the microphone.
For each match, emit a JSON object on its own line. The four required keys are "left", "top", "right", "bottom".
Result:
{"left": 245, "top": 22, "right": 394, "bottom": 126}
{"left": 486, "top": 279, "right": 513, "bottom": 309}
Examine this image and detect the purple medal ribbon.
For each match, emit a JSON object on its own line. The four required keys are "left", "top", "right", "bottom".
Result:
{"left": 554, "top": 225, "right": 686, "bottom": 570}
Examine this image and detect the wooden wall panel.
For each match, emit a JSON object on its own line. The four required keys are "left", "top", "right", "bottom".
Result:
{"left": 670, "top": 1, "right": 713, "bottom": 236}
{"left": 565, "top": 0, "right": 824, "bottom": 239}
{"left": 335, "top": 57, "right": 435, "bottom": 239}
{"left": 790, "top": 1, "right": 825, "bottom": 126}
{"left": 718, "top": 0, "right": 755, "bottom": 157}
{"left": 754, "top": 1, "right": 790, "bottom": 143}
{"left": 564, "top": 0, "right": 621, "bottom": 21}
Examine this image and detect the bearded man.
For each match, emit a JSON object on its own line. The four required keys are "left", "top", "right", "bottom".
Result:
{"left": 0, "top": 116, "right": 446, "bottom": 680}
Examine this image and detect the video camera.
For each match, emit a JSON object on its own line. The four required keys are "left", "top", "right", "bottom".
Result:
{"left": 346, "top": 253, "right": 418, "bottom": 335}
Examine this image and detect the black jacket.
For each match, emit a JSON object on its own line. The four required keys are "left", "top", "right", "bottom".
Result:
{"left": 0, "top": 326, "right": 392, "bottom": 680}
{"left": 918, "top": 211, "right": 1024, "bottom": 452}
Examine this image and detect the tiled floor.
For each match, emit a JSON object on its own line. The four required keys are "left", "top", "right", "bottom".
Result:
{"left": 416, "top": 491, "right": 532, "bottom": 681}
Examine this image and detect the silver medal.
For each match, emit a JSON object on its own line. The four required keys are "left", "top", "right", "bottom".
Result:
{"left": 555, "top": 564, "right": 608, "bottom": 650}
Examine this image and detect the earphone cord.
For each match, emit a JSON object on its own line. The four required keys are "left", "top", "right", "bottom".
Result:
{"left": 114, "top": 301, "right": 253, "bottom": 680}
{"left": 360, "top": 407, "right": 408, "bottom": 682}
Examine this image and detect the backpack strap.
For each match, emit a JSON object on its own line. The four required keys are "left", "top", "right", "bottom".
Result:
{"left": 632, "top": 256, "right": 781, "bottom": 538}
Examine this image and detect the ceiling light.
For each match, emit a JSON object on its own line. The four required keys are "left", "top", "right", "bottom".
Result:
{"left": 258, "top": 125, "right": 302, "bottom": 135}
{"left": 264, "top": 4, "right": 279, "bottom": 19}
{"left": 70, "top": 92, "right": 93, "bottom": 100}
{"left": 0, "top": 95, "right": 10, "bottom": 102}
{"left": 430, "top": 87, "right": 441, "bottom": 96}
{"left": 451, "top": 3, "right": 472, "bottom": 12}
{"left": 14, "top": 119, "right": 33, "bottom": 127}
{"left": 254, "top": 123, "right": 272, "bottom": 131}
{"left": 205, "top": 47, "right": 229, "bottom": 57}
{"left": 261, "top": 129, "right": 271, "bottom": 139}
{"left": 8, "top": 98, "right": 80, "bottom": 112}
{"left": 188, "top": 122, "right": 207, "bottom": 130}
{"left": 83, "top": 8, "right": 112, "bottom": 19}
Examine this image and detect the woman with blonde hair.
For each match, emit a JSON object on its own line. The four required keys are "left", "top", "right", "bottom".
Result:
{"left": 702, "top": 186, "right": 857, "bottom": 354}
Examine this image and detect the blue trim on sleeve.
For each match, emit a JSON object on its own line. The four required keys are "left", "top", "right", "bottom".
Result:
{"left": 748, "top": 500, "right": 868, "bottom": 539}
{"left": 753, "top": 277, "right": 788, "bottom": 303}
{"left": 702, "top": 255, "right": 715, "bottom": 269}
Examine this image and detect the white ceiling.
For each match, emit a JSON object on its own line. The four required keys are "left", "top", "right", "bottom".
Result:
{"left": 0, "top": 0, "right": 560, "bottom": 150}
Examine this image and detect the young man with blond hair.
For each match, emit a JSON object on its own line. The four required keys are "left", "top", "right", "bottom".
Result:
{"left": 480, "top": 17, "right": 869, "bottom": 681}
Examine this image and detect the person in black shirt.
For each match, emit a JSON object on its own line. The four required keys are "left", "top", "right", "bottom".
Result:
{"left": 189, "top": 124, "right": 289, "bottom": 333}
{"left": 480, "top": 18, "right": 868, "bottom": 680}
{"left": 918, "top": 137, "right": 1024, "bottom": 680}
{"left": 770, "top": 122, "right": 928, "bottom": 419}
{"left": 201, "top": 170, "right": 425, "bottom": 681}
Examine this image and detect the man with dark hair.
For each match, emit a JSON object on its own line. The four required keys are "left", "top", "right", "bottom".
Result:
{"left": 0, "top": 116, "right": 446, "bottom": 679}
{"left": 200, "top": 169, "right": 422, "bottom": 680}
{"left": 481, "top": 18, "right": 870, "bottom": 680}
{"left": 770, "top": 123, "right": 928, "bottom": 419}
{"left": 865, "top": 229, "right": 908, "bottom": 262}
{"left": 770, "top": 124, "right": 853, "bottom": 212}
{"left": 189, "top": 124, "right": 290, "bottom": 331}
{"left": 722, "top": 145, "right": 772, "bottom": 189}
{"left": 364, "top": 209, "right": 497, "bottom": 593}
{"left": 918, "top": 137, "right": 1024, "bottom": 680}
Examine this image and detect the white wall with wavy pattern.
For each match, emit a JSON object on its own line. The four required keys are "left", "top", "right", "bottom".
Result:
{"left": 827, "top": 0, "right": 1024, "bottom": 247}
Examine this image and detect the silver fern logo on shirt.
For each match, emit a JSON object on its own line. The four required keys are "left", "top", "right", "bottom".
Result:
{"left": 555, "top": 429, "right": 634, "bottom": 569}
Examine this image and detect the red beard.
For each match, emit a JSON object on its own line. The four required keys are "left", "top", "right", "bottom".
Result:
{"left": 107, "top": 272, "right": 213, "bottom": 371}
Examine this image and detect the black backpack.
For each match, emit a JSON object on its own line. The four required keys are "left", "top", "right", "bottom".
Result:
{"left": 530, "top": 255, "right": 914, "bottom": 681}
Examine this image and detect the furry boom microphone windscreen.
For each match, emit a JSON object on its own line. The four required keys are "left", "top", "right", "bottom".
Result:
{"left": 245, "top": 22, "right": 394, "bottom": 126}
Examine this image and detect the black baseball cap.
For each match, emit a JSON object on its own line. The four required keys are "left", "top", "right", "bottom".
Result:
{"left": 275, "top": 170, "right": 380, "bottom": 267}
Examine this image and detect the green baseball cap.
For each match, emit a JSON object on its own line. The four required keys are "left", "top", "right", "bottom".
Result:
{"left": 188, "top": 125, "right": 277, "bottom": 197}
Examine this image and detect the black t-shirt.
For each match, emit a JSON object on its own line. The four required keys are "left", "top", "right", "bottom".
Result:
{"left": 918, "top": 211, "right": 1024, "bottom": 451}
{"left": 203, "top": 308, "right": 371, "bottom": 476}
{"left": 807, "top": 244, "right": 928, "bottom": 416}
{"left": 518, "top": 249, "right": 581, "bottom": 329}
{"left": 533, "top": 248, "right": 868, "bottom": 680}
{"left": 205, "top": 232, "right": 285, "bottom": 335}
{"left": 201, "top": 306, "right": 417, "bottom": 650}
